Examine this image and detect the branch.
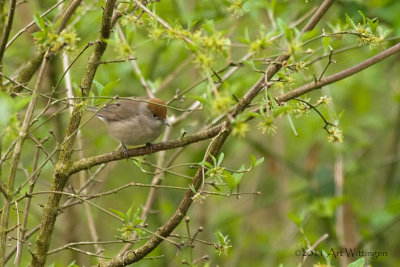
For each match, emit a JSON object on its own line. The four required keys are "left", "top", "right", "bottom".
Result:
{"left": 11, "top": 0, "right": 82, "bottom": 94}
{"left": 6, "top": 0, "right": 68, "bottom": 49}
{"left": 69, "top": 124, "right": 223, "bottom": 175}
{"left": 0, "top": 50, "right": 50, "bottom": 265}
{"left": 0, "top": 0, "right": 16, "bottom": 65}
{"left": 276, "top": 41, "right": 400, "bottom": 103}
{"left": 30, "top": 0, "right": 118, "bottom": 266}
{"left": 301, "top": 0, "right": 336, "bottom": 33}
{"left": 95, "top": 0, "right": 337, "bottom": 265}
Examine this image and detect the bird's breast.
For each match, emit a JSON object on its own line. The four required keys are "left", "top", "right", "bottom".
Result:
{"left": 107, "top": 116, "right": 163, "bottom": 146}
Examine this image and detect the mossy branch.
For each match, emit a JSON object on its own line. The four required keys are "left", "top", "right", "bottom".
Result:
{"left": 95, "top": 1, "right": 337, "bottom": 265}
{"left": 29, "top": 1, "right": 117, "bottom": 266}
{"left": 11, "top": 0, "right": 83, "bottom": 94}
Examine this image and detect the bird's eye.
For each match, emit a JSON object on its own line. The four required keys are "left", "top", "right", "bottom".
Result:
{"left": 152, "top": 114, "right": 157, "bottom": 118}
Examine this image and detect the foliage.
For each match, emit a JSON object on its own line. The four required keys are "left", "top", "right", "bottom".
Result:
{"left": 0, "top": 0, "right": 399, "bottom": 266}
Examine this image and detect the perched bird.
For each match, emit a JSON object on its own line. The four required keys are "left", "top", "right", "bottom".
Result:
{"left": 90, "top": 98, "right": 169, "bottom": 157}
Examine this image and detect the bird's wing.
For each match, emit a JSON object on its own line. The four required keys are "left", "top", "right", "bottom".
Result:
{"left": 95, "top": 100, "right": 142, "bottom": 122}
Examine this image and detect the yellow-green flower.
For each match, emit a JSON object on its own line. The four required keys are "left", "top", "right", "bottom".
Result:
{"left": 212, "top": 95, "right": 233, "bottom": 114}
{"left": 232, "top": 121, "right": 249, "bottom": 138}
{"left": 316, "top": 96, "right": 331, "bottom": 106}
{"left": 327, "top": 127, "right": 343, "bottom": 143}
{"left": 192, "top": 192, "right": 206, "bottom": 204}
{"left": 257, "top": 116, "right": 277, "bottom": 135}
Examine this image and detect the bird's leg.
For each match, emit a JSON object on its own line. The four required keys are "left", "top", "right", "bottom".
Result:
{"left": 121, "top": 142, "right": 129, "bottom": 158}
{"left": 145, "top": 143, "right": 154, "bottom": 153}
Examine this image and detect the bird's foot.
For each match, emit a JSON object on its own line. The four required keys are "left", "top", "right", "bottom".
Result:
{"left": 145, "top": 143, "right": 154, "bottom": 153}
{"left": 121, "top": 142, "right": 129, "bottom": 158}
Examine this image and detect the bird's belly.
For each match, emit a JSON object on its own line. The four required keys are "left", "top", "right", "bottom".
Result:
{"left": 107, "top": 120, "right": 162, "bottom": 146}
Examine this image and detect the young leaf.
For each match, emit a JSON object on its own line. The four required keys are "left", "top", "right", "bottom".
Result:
{"left": 93, "top": 80, "right": 104, "bottom": 96}
{"left": 232, "top": 172, "right": 244, "bottom": 188}
{"left": 126, "top": 202, "right": 135, "bottom": 221}
{"left": 347, "top": 258, "right": 365, "bottom": 267}
{"left": 322, "top": 36, "right": 331, "bottom": 50}
{"left": 189, "top": 184, "right": 197, "bottom": 194}
{"left": 67, "top": 261, "right": 79, "bottom": 267}
{"left": 357, "top": 10, "right": 366, "bottom": 25}
{"left": 287, "top": 212, "right": 303, "bottom": 228}
{"left": 345, "top": 13, "right": 357, "bottom": 30}
{"left": 273, "top": 105, "right": 294, "bottom": 117}
{"left": 246, "top": 111, "right": 261, "bottom": 118}
{"left": 198, "top": 161, "right": 214, "bottom": 169}
{"left": 253, "top": 157, "right": 264, "bottom": 168}
{"left": 15, "top": 97, "right": 32, "bottom": 112}
{"left": 101, "top": 78, "right": 120, "bottom": 96}
{"left": 217, "top": 152, "right": 224, "bottom": 167}
{"left": 109, "top": 208, "right": 127, "bottom": 222}
{"left": 367, "top": 17, "right": 379, "bottom": 34}
{"left": 250, "top": 154, "right": 256, "bottom": 168}
{"left": 33, "top": 14, "right": 46, "bottom": 31}
{"left": 223, "top": 170, "right": 235, "bottom": 192}
{"left": 210, "top": 154, "right": 217, "bottom": 166}
{"left": 215, "top": 230, "right": 228, "bottom": 244}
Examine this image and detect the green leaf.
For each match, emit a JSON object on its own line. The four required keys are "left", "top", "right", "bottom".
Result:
{"left": 232, "top": 165, "right": 245, "bottom": 185}
{"left": 186, "top": 94, "right": 206, "bottom": 104}
{"left": 33, "top": 14, "right": 46, "bottom": 30}
{"left": 277, "top": 72, "right": 287, "bottom": 80}
{"left": 245, "top": 111, "right": 261, "bottom": 118}
{"left": 250, "top": 154, "right": 264, "bottom": 168}
{"left": 198, "top": 161, "right": 213, "bottom": 168}
{"left": 367, "top": 17, "right": 379, "bottom": 34}
{"left": 217, "top": 152, "right": 224, "bottom": 166}
{"left": 126, "top": 202, "right": 135, "bottom": 221}
{"left": 215, "top": 230, "right": 228, "bottom": 244}
{"left": 109, "top": 208, "right": 127, "bottom": 221}
{"left": 357, "top": 10, "right": 366, "bottom": 25}
{"left": 189, "top": 184, "right": 197, "bottom": 194}
{"left": 132, "top": 158, "right": 143, "bottom": 170}
{"left": 74, "top": 86, "right": 82, "bottom": 97}
{"left": 345, "top": 13, "right": 357, "bottom": 29}
{"left": 210, "top": 154, "right": 217, "bottom": 166}
{"left": 125, "top": 26, "right": 135, "bottom": 44}
{"left": 253, "top": 157, "right": 264, "bottom": 168}
{"left": 223, "top": 171, "right": 235, "bottom": 192}
{"left": 67, "top": 261, "right": 80, "bottom": 267}
{"left": 250, "top": 154, "right": 256, "bottom": 168}
{"left": 277, "top": 18, "right": 292, "bottom": 42}
{"left": 322, "top": 36, "right": 331, "bottom": 49}
{"left": 93, "top": 80, "right": 104, "bottom": 96}
{"left": 347, "top": 258, "right": 365, "bottom": 267}
{"left": 101, "top": 78, "right": 120, "bottom": 96}
{"left": 203, "top": 20, "right": 215, "bottom": 34}
{"left": 273, "top": 105, "right": 294, "bottom": 117}
{"left": 287, "top": 212, "right": 303, "bottom": 227}
{"left": 133, "top": 207, "right": 142, "bottom": 224}
{"left": 15, "top": 96, "right": 32, "bottom": 112}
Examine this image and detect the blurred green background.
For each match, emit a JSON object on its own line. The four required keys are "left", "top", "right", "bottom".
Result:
{"left": 1, "top": 0, "right": 400, "bottom": 266}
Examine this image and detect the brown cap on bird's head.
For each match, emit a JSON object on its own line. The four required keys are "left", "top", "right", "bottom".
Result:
{"left": 146, "top": 98, "right": 167, "bottom": 120}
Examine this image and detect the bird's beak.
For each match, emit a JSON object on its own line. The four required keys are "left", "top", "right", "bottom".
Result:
{"left": 161, "top": 119, "right": 170, "bottom": 127}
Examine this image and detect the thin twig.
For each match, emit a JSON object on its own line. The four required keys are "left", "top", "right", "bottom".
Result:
{"left": 0, "top": 0, "right": 17, "bottom": 62}
{"left": 117, "top": 23, "right": 154, "bottom": 98}
{"left": 6, "top": 0, "right": 68, "bottom": 49}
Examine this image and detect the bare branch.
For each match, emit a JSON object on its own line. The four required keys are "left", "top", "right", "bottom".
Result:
{"left": 276, "top": 41, "right": 400, "bottom": 103}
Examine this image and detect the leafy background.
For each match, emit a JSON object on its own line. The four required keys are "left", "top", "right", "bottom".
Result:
{"left": 1, "top": 0, "right": 400, "bottom": 266}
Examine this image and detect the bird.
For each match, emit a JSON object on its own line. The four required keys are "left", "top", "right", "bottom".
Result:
{"left": 89, "top": 98, "right": 169, "bottom": 157}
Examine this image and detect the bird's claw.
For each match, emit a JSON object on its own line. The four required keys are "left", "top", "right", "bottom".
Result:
{"left": 121, "top": 142, "right": 129, "bottom": 158}
{"left": 145, "top": 143, "right": 154, "bottom": 153}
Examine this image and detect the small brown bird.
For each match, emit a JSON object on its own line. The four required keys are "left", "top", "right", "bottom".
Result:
{"left": 90, "top": 98, "right": 169, "bottom": 156}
